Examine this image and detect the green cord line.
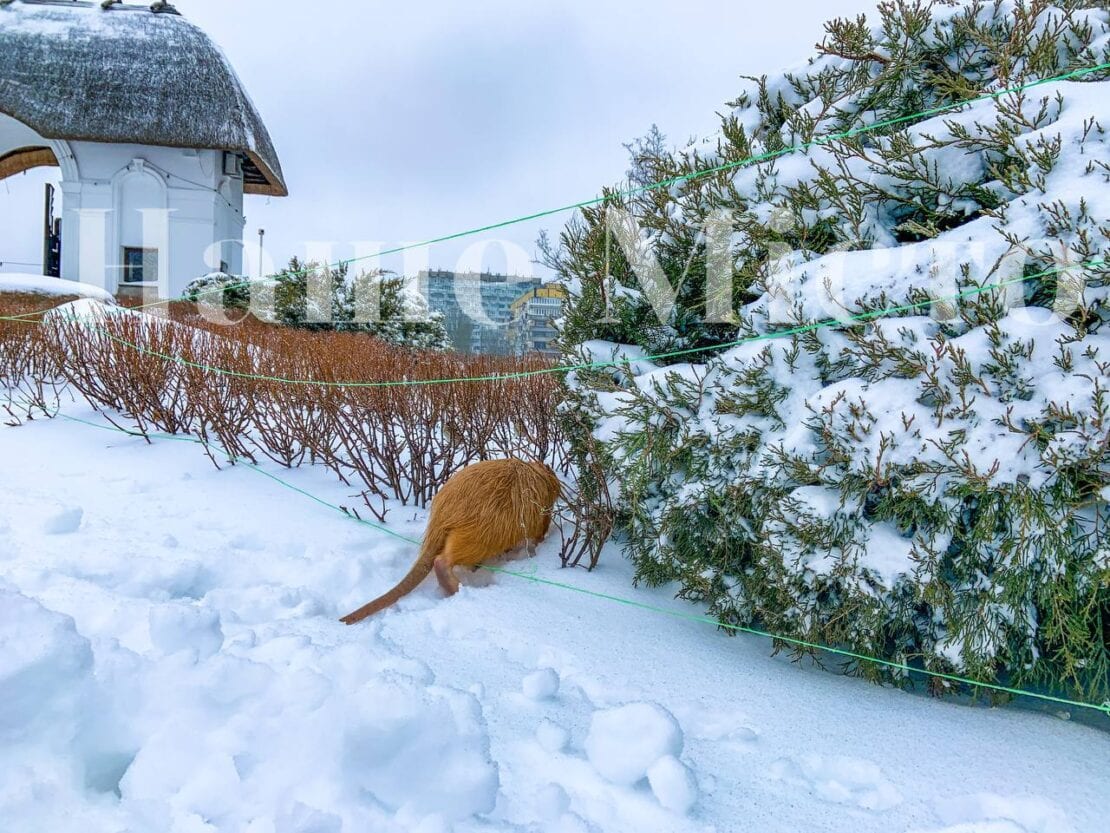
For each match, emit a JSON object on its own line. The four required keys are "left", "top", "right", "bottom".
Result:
{"left": 3, "top": 60, "right": 1106, "bottom": 323}
{"left": 72, "top": 259, "right": 1109, "bottom": 386}
{"left": 2, "top": 59, "right": 1107, "bottom": 716}
{"left": 478, "top": 566, "right": 1110, "bottom": 717}
{"left": 22, "top": 402, "right": 1109, "bottom": 717}
{"left": 40, "top": 409, "right": 424, "bottom": 547}
{"left": 116, "top": 59, "right": 1110, "bottom": 312}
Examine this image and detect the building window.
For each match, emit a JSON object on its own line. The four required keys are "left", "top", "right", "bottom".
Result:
{"left": 122, "top": 247, "right": 158, "bottom": 284}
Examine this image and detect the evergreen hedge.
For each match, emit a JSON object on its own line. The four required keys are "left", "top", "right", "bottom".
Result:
{"left": 550, "top": 0, "right": 1110, "bottom": 705}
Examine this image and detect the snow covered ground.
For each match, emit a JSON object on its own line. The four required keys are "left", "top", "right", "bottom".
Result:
{"left": 1, "top": 398, "right": 1107, "bottom": 833}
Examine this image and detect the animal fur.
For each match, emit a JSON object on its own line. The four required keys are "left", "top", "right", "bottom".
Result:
{"left": 340, "top": 459, "right": 561, "bottom": 624}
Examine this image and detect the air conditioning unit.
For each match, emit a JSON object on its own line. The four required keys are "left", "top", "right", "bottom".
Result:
{"left": 222, "top": 152, "right": 243, "bottom": 177}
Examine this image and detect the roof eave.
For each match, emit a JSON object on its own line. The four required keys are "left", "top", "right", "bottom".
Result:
{"left": 0, "top": 105, "right": 288, "bottom": 195}
{"left": 243, "top": 151, "right": 288, "bottom": 197}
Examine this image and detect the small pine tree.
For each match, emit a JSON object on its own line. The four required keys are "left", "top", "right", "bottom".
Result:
{"left": 552, "top": 0, "right": 1110, "bottom": 705}
{"left": 264, "top": 258, "right": 451, "bottom": 350}
{"left": 182, "top": 272, "right": 251, "bottom": 310}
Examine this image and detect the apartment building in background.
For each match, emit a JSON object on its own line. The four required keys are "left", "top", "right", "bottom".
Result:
{"left": 417, "top": 269, "right": 542, "bottom": 354}
{"left": 508, "top": 284, "right": 567, "bottom": 358}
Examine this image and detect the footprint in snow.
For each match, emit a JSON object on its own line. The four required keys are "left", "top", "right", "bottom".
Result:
{"left": 910, "top": 822, "right": 1027, "bottom": 833}
{"left": 229, "top": 532, "right": 266, "bottom": 551}
{"left": 42, "top": 506, "right": 83, "bottom": 535}
{"left": 674, "top": 704, "right": 759, "bottom": 744}
{"left": 768, "top": 753, "right": 902, "bottom": 811}
{"left": 911, "top": 793, "right": 1077, "bottom": 833}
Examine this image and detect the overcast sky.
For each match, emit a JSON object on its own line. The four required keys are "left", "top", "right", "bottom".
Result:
{"left": 1, "top": 0, "right": 875, "bottom": 280}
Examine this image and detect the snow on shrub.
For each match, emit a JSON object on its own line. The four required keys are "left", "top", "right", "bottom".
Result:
{"left": 183, "top": 271, "right": 251, "bottom": 312}
{"left": 551, "top": 1, "right": 1110, "bottom": 703}
{"left": 186, "top": 259, "right": 453, "bottom": 352}
{"left": 0, "top": 272, "right": 115, "bottom": 304}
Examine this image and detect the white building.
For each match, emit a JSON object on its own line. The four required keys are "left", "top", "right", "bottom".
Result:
{"left": 0, "top": 0, "right": 286, "bottom": 299}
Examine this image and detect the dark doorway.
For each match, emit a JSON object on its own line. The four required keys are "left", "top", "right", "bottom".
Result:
{"left": 43, "top": 183, "right": 61, "bottom": 278}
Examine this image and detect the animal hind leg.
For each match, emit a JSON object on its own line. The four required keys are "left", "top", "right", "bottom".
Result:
{"left": 433, "top": 532, "right": 466, "bottom": 596}
{"left": 434, "top": 555, "right": 460, "bottom": 596}
{"left": 522, "top": 515, "right": 552, "bottom": 558}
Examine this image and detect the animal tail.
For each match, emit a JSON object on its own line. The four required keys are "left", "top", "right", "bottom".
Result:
{"left": 339, "top": 526, "right": 447, "bottom": 625}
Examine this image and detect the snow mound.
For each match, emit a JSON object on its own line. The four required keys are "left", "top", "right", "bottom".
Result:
{"left": 522, "top": 667, "right": 560, "bottom": 700}
{"left": 536, "top": 783, "right": 571, "bottom": 820}
{"left": 343, "top": 676, "right": 499, "bottom": 821}
{"left": 0, "top": 588, "right": 92, "bottom": 743}
{"left": 647, "top": 755, "right": 699, "bottom": 814}
{"left": 0, "top": 273, "right": 115, "bottom": 304}
{"left": 536, "top": 719, "right": 569, "bottom": 753}
{"left": 584, "top": 702, "right": 684, "bottom": 786}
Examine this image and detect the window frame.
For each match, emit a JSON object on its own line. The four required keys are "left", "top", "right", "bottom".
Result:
{"left": 121, "top": 246, "right": 160, "bottom": 285}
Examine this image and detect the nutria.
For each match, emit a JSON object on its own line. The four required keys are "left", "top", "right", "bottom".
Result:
{"left": 340, "top": 459, "right": 561, "bottom": 624}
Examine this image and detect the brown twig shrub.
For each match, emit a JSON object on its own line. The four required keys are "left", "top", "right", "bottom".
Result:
{"left": 0, "top": 293, "right": 72, "bottom": 422}
{"left": 24, "top": 300, "right": 569, "bottom": 523}
{"left": 3, "top": 294, "right": 608, "bottom": 568}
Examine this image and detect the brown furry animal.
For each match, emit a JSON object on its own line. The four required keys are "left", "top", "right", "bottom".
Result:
{"left": 340, "top": 459, "right": 561, "bottom": 624}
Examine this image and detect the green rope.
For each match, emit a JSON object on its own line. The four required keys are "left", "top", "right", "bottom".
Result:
{"left": 479, "top": 564, "right": 1110, "bottom": 717}
{"left": 3, "top": 60, "right": 1106, "bottom": 323}
{"left": 118, "top": 59, "right": 1110, "bottom": 312}
{"left": 18, "top": 403, "right": 1107, "bottom": 717}
{"left": 40, "top": 408, "right": 423, "bottom": 546}
{"left": 61, "top": 260, "right": 1108, "bottom": 387}
{"left": 2, "top": 59, "right": 1107, "bottom": 717}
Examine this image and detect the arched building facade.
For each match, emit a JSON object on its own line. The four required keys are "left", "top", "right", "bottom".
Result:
{"left": 0, "top": 0, "right": 286, "bottom": 298}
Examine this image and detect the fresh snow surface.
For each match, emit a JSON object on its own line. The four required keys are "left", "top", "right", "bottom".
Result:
{"left": 0, "top": 399, "right": 1108, "bottom": 833}
{"left": 0, "top": 273, "right": 116, "bottom": 304}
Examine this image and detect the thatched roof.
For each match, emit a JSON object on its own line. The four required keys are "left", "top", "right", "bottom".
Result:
{"left": 0, "top": 0, "right": 287, "bottom": 196}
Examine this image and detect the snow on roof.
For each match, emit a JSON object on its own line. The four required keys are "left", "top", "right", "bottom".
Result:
{"left": 0, "top": 0, "right": 287, "bottom": 196}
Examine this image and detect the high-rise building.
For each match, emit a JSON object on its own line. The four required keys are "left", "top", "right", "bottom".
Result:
{"left": 508, "top": 284, "right": 567, "bottom": 358}
{"left": 416, "top": 269, "right": 542, "bottom": 354}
